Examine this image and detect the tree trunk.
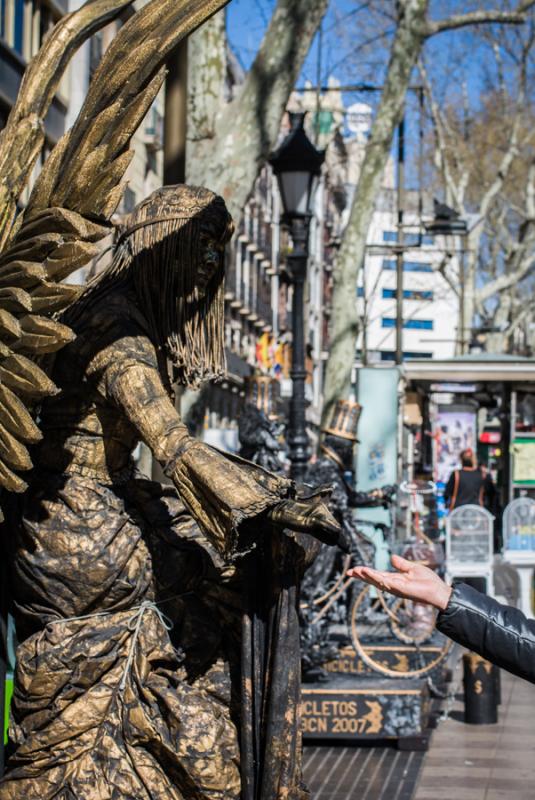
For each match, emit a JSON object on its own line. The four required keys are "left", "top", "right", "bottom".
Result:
{"left": 187, "top": 0, "right": 329, "bottom": 223}
{"left": 486, "top": 292, "right": 512, "bottom": 353}
{"left": 321, "top": 0, "right": 428, "bottom": 428}
{"left": 186, "top": 9, "right": 227, "bottom": 184}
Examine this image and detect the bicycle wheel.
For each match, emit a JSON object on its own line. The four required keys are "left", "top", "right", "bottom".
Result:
{"left": 350, "top": 582, "right": 452, "bottom": 678}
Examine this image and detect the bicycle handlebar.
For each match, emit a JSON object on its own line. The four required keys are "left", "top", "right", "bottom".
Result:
{"left": 399, "top": 479, "right": 436, "bottom": 495}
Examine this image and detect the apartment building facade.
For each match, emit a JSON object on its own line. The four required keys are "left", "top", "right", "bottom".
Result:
{"left": 358, "top": 189, "right": 460, "bottom": 363}
{"left": 0, "top": 0, "right": 69, "bottom": 195}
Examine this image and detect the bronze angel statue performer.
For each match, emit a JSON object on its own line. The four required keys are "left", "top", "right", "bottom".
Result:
{"left": 0, "top": 1, "right": 342, "bottom": 798}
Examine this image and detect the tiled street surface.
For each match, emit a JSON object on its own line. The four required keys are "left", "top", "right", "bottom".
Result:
{"left": 414, "top": 669, "right": 535, "bottom": 800}
{"left": 303, "top": 744, "right": 424, "bottom": 799}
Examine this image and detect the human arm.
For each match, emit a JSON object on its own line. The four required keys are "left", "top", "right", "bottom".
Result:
{"left": 437, "top": 582, "right": 535, "bottom": 683}
{"left": 444, "top": 471, "right": 455, "bottom": 507}
{"left": 347, "top": 555, "right": 535, "bottom": 684}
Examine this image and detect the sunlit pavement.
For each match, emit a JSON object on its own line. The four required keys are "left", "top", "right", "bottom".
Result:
{"left": 304, "top": 662, "right": 535, "bottom": 799}
{"left": 414, "top": 668, "right": 535, "bottom": 800}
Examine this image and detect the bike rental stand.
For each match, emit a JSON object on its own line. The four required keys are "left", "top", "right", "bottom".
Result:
{"left": 301, "top": 368, "right": 450, "bottom": 750}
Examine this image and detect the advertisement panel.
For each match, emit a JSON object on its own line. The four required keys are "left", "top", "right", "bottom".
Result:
{"left": 432, "top": 408, "right": 477, "bottom": 485}
{"left": 356, "top": 367, "right": 400, "bottom": 569}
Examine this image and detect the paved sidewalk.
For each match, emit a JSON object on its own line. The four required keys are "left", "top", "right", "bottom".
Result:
{"left": 414, "top": 668, "right": 535, "bottom": 800}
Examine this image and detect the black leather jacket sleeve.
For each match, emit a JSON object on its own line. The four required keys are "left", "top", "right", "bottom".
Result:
{"left": 436, "top": 582, "right": 535, "bottom": 684}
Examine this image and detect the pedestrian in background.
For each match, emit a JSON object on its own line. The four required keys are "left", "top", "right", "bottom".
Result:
{"left": 444, "top": 448, "right": 496, "bottom": 512}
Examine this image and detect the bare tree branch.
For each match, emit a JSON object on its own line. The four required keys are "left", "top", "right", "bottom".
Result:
{"left": 435, "top": 253, "right": 460, "bottom": 297}
{"left": 504, "top": 299, "right": 535, "bottom": 337}
{"left": 426, "top": 1, "right": 535, "bottom": 38}
{"left": 420, "top": 60, "right": 467, "bottom": 211}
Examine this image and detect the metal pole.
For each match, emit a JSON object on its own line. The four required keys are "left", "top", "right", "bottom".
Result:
{"left": 163, "top": 39, "right": 188, "bottom": 185}
{"left": 509, "top": 388, "right": 516, "bottom": 504}
{"left": 459, "top": 239, "right": 466, "bottom": 354}
{"left": 314, "top": 22, "right": 323, "bottom": 146}
{"left": 287, "top": 217, "right": 311, "bottom": 483}
{"left": 395, "top": 116, "right": 405, "bottom": 365}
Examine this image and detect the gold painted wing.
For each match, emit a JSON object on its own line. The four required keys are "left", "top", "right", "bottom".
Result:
{"left": 0, "top": 0, "right": 229, "bottom": 494}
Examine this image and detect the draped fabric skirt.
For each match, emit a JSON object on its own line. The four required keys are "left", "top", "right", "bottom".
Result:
{"left": 0, "top": 473, "right": 243, "bottom": 800}
{"left": 0, "top": 471, "right": 308, "bottom": 800}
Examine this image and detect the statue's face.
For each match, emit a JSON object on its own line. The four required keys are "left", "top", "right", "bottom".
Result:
{"left": 197, "top": 223, "right": 226, "bottom": 295}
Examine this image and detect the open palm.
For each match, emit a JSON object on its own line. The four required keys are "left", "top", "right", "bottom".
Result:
{"left": 347, "top": 554, "right": 452, "bottom": 612}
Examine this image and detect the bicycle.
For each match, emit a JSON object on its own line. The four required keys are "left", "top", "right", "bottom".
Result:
{"left": 348, "top": 480, "right": 452, "bottom": 678}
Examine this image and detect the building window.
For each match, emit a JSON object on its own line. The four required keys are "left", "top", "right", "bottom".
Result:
{"left": 357, "top": 286, "right": 364, "bottom": 297}
{"left": 382, "top": 231, "right": 434, "bottom": 246}
{"left": 145, "top": 105, "right": 163, "bottom": 147}
{"left": 38, "top": 3, "right": 54, "bottom": 53}
{"left": 13, "top": 0, "right": 23, "bottom": 54}
{"left": 382, "top": 317, "right": 434, "bottom": 330}
{"left": 382, "top": 288, "right": 433, "bottom": 300}
{"left": 122, "top": 186, "right": 136, "bottom": 213}
{"left": 382, "top": 259, "right": 433, "bottom": 273}
{"left": 0, "top": 0, "right": 6, "bottom": 40}
{"left": 380, "top": 350, "right": 433, "bottom": 361}
{"left": 89, "top": 31, "right": 103, "bottom": 78}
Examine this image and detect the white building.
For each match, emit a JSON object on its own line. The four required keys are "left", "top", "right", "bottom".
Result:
{"left": 324, "top": 102, "right": 460, "bottom": 365}
{"left": 358, "top": 185, "right": 460, "bottom": 363}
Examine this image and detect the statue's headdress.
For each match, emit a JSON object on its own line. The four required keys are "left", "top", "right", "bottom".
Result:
{"left": 67, "top": 185, "right": 234, "bottom": 388}
{"left": 322, "top": 399, "right": 362, "bottom": 442}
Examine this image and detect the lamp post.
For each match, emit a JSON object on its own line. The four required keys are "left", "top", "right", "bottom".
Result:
{"left": 425, "top": 200, "right": 469, "bottom": 353}
{"left": 269, "top": 112, "right": 325, "bottom": 482}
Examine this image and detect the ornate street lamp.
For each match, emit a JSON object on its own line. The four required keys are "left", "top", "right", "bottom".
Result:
{"left": 269, "top": 112, "right": 325, "bottom": 482}
{"left": 425, "top": 200, "right": 469, "bottom": 353}
{"left": 424, "top": 200, "right": 468, "bottom": 237}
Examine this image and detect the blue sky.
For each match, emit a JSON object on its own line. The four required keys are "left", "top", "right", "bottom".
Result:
{"left": 226, "top": 0, "right": 518, "bottom": 103}
{"left": 226, "top": 0, "right": 528, "bottom": 189}
{"left": 227, "top": 0, "right": 361, "bottom": 83}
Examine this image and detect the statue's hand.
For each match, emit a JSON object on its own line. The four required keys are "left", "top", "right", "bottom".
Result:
{"left": 380, "top": 484, "right": 397, "bottom": 501}
{"left": 268, "top": 496, "right": 346, "bottom": 551}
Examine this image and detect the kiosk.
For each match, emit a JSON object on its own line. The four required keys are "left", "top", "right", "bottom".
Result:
{"left": 503, "top": 497, "right": 535, "bottom": 618}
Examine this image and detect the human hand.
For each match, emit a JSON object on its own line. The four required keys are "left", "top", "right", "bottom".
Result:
{"left": 268, "top": 496, "right": 346, "bottom": 551}
{"left": 346, "top": 554, "right": 452, "bottom": 611}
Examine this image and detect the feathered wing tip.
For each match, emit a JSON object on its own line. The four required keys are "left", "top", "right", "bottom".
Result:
{"left": 0, "top": 207, "right": 100, "bottom": 493}
{"left": 0, "top": 0, "right": 230, "bottom": 496}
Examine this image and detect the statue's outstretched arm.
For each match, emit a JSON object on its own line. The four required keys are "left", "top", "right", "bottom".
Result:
{"left": 103, "top": 356, "right": 293, "bottom": 560}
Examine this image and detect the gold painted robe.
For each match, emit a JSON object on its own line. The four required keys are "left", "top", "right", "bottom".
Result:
{"left": 0, "top": 287, "right": 304, "bottom": 800}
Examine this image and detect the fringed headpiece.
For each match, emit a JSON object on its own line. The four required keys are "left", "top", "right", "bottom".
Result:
{"left": 66, "top": 185, "right": 234, "bottom": 388}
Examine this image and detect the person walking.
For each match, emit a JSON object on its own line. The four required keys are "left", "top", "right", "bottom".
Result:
{"left": 444, "top": 448, "right": 495, "bottom": 511}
